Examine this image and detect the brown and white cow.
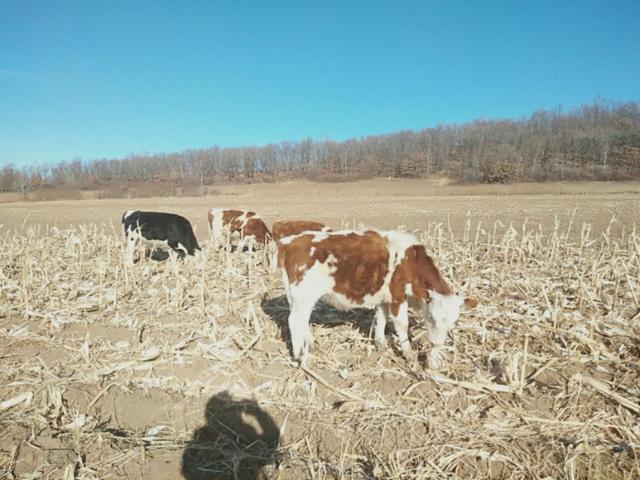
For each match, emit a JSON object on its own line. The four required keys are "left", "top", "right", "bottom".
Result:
{"left": 271, "top": 219, "right": 331, "bottom": 242}
{"left": 277, "top": 229, "right": 477, "bottom": 368}
{"left": 208, "top": 208, "right": 271, "bottom": 247}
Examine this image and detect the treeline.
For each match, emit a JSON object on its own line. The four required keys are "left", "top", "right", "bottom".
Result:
{"left": 2, "top": 99, "right": 640, "bottom": 196}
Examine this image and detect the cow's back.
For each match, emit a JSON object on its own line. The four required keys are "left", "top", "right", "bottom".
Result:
{"left": 272, "top": 220, "right": 328, "bottom": 242}
{"left": 244, "top": 217, "right": 271, "bottom": 244}
{"left": 279, "top": 230, "right": 391, "bottom": 304}
{"left": 209, "top": 208, "right": 270, "bottom": 243}
{"left": 123, "top": 211, "right": 200, "bottom": 253}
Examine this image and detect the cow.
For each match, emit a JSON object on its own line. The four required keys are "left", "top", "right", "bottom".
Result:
{"left": 122, "top": 210, "right": 201, "bottom": 264}
{"left": 208, "top": 208, "right": 271, "bottom": 248}
{"left": 277, "top": 229, "right": 477, "bottom": 368}
{"left": 271, "top": 219, "right": 331, "bottom": 242}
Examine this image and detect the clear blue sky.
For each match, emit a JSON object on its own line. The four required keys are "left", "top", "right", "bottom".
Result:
{"left": 1, "top": 0, "right": 639, "bottom": 168}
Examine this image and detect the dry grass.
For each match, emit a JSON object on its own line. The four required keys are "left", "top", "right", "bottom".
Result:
{"left": 1, "top": 213, "right": 639, "bottom": 479}
{"left": 2, "top": 180, "right": 639, "bottom": 241}
{"left": 4, "top": 178, "right": 640, "bottom": 207}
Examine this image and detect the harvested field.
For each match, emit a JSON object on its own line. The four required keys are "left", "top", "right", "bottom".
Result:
{"left": 1, "top": 181, "right": 639, "bottom": 479}
{"left": 1, "top": 179, "right": 639, "bottom": 237}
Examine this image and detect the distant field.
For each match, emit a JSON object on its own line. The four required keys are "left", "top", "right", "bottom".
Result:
{"left": 1, "top": 180, "right": 639, "bottom": 479}
{"left": 1, "top": 179, "right": 639, "bottom": 237}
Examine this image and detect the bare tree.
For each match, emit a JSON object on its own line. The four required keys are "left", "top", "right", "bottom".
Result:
{"left": 4, "top": 100, "right": 638, "bottom": 193}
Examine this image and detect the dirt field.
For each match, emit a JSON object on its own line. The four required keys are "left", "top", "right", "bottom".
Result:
{"left": 1, "top": 180, "right": 639, "bottom": 479}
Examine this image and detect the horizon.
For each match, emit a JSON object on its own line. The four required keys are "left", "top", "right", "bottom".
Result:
{"left": 1, "top": 1, "right": 639, "bottom": 168}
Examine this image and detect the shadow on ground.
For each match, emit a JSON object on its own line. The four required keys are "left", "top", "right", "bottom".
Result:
{"left": 181, "top": 391, "right": 281, "bottom": 480}
{"left": 130, "top": 248, "right": 171, "bottom": 263}
{"left": 260, "top": 294, "right": 429, "bottom": 366}
{"left": 260, "top": 294, "right": 376, "bottom": 349}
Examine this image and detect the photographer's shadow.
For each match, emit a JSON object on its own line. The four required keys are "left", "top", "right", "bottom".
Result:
{"left": 181, "top": 391, "right": 280, "bottom": 480}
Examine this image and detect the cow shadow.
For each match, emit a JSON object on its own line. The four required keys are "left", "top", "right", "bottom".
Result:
{"left": 260, "top": 295, "right": 428, "bottom": 366}
{"left": 260, "top": 294, "right": 376, "bottom": 350}
{"left": 181, "top": 391, "right": 281, "bottom": 480}
{"left": 129, "top": 248, "right": 173, "bottom": 263}
{"left": 148, "top": 249, "right": 171, "bottom": 261}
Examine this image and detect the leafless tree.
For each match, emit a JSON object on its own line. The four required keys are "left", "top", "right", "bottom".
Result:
{"left": 2, "top": 100, "right": 638, "bottom": 195}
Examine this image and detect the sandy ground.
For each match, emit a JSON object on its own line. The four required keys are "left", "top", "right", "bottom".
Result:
{"left": 1, "top": 180, "right": 639, "bottom": 479}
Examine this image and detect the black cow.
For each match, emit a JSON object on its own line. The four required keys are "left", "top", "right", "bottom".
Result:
{"left": 122, "top": 210, "right": 201, "bottom": 263}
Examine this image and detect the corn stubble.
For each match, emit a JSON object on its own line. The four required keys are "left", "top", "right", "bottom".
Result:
{"left": 0, "top": 217, "right": 639, "bottom": 479}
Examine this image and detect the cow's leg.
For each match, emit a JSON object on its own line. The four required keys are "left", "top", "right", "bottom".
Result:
{"left": 168, "top": 239, "right": 187, "bottom": 259}
{"left": 281, "top": 273, "right": 292, "bottom": 307}
{"left": 287, "top": 298, "right": 316, "bottom": 367}
{"left": 425, "top": 314, "right": 449, "bottom": 369}
{"left": 184, "top": 237, "right": 197, "bottom": 256}
{"left": 389, "top": 301, "right": 415, "bottom": 362}
{"left": 125, "top": 233, "right": 137, "bottom": 265}
{"left": 303, "top": 323, "right": 314, "bottom": 358}
{"left": 374, "top": 304, "right": 388, "bottom": 351}
{"left": 282, "top": 277, "right": 306, "bottom": 356}
{"left": 239, "top": 235, "right": 256, "bottom": 253}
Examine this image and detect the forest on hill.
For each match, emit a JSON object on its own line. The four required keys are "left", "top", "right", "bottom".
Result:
{"left": 2, "top": 99, "right": 639, "bottom": 198}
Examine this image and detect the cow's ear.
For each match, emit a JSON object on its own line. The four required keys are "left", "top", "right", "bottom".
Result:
{"left": 463, "top": 297, "right": 478, "bottom": 310}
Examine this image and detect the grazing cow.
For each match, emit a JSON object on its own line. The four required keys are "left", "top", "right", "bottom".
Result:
{"left": 208, "top": 208, "right": 271, "bottom": 247}
{"left": 122, "top": 210, "right": 201, "bottom": 264}
{"left": 277, "top": 229, "right": 477, "bottom": 368}
{"left": 271, "top": 219, "right": 331, "bottom": 242}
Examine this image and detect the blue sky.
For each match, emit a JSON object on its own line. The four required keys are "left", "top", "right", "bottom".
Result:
{"left": 1, "top": 0, "right": 639, "bottom": 168}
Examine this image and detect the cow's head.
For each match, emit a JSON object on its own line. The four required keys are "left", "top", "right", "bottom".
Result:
{"left": 424, "top": 291, "right": 477, "bottom": 344}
